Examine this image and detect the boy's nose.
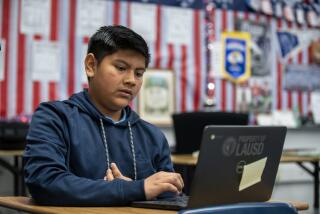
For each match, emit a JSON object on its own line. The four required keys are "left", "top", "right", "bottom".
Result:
{"left": 124, "top": 70, "right": 136, "bottom": 86}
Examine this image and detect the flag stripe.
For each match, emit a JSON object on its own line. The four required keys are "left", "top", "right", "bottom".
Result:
{"left": 193, "top": 10, "right": 201, "bottom": 111}
{"left": 49, "top": 0, "right": 59, "bottom": 101}
{"left": 155, "top": 5, "right": 162, "bottom": 68}
{"left": 181, "top": 45, "right": 187, "bottom": 112}
{"left": 67, "top": 0, "right": 76, "bottom": 97}
{"left": 167, "top": 44, "right": 174, "bottom": 69}
{"left": 16, "top": 0, "right": 25, "bottom": 115}
{"left": 113, "top": 0, "right": 120, "bottom": 25}
{"left": 0, "top": 0, "right": 9, "bottom": 117}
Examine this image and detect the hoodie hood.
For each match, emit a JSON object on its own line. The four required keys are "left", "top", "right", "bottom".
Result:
{"left": 64, "top": 89, "right": 140, "bottom": 126}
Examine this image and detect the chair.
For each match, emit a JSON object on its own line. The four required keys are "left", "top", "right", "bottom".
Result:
{"left": 172, "top": 111, "right": 248, "bottom": 154}
{"left": 178, "top": 202, "right": 298, "bottom": 214}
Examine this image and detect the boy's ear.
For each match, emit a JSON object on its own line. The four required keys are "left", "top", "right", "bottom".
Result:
{"left": 85, "top": 53, "right": 97, "bottom": 78}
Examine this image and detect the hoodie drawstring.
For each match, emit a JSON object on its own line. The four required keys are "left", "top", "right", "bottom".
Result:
{"left": 99, "top": 119, "right": 137, "bottom": 180}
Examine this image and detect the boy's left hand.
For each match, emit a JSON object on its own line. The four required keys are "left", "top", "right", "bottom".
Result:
{"left": 104, "top": 162, "right": 132, "bottom": 181}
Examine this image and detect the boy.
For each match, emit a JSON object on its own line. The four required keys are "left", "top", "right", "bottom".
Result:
{"left": 24, "top": 25, "right": 183, "bottom": 206}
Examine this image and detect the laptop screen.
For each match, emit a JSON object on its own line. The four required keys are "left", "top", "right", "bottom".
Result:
{"left": 172, "top": 112, "right": 249, "bottom": 154}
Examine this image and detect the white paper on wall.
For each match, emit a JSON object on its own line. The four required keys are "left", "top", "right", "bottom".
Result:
{"left": 21, "top": 0, "right": 51, "bottom": 36}
{"left": 77, "top": 0, "right": 107, "bottom": 37}
{"left": 166, "top": 7, "right": 193, "bottom": 45}
{"left": 209, "top": 42, "right": 223, "bottom": 78}
{"left": 311, "top": 92, "right": 320, "bottom": 124}
{"left": 131, "top": 3, "right": 157, "bottom": 42}
{"left": 0, "top": 40, "right": 5, "bottom": 81}
{"left": 31, "top": 41, "right": 61, "bottom": 81}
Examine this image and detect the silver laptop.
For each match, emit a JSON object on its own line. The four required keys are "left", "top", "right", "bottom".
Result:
{"left": 132, "top": 126, "right": 287, "bottom": 210}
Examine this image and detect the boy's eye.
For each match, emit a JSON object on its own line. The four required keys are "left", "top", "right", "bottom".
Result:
{"left": 135, "top": 71, "right": 145, "bottom": 78}
{"left": 116, "top": 65, "right": 126, "bottom": 71}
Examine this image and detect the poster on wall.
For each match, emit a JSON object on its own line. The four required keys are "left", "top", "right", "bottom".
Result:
{"left": 138, "top": 69, "right": 175, "bottom": 125}
{"left": 284, "top": 64, "right": 320, "bottom": 91}
{"left": 248, "top": 77, "right": 272, "bottom": 114}
{"left": 236, "top": 77, "right": 272, "bottom": 114}
{"left": 166, "top": 7, "right": 193, "bottom": 45}
{"left": 236, "top": 85, "right": 252, "bottom": 113}
{"left": 235, "top": 19, "right": 271, "bottom": 77}
{"left": 21, "top": 0, "right": 51, "bottom": 36}
{"left": 77, "top": 0, "right": 107, "bottom": 37}
{"left": 221, "top": 32, "right": 251, "bottom": 83}
{"left": 31, "top": 41, "right": 61, "bottom": 82}
{"left": 0, "top": 40, "right": 4, "bottom": 81}
{"left": 131, "top": 3, "right": 157, "bottom": 43}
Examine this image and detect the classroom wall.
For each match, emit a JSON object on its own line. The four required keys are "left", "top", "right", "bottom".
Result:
{"left": 1, "top": 0, "right": 319, "bottom": 120}
{"left": 0, "top": 0, "right": 207, "bottom": 118}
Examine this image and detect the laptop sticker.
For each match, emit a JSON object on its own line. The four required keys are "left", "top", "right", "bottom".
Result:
{"left": 239, "top": 157, "right": 267, "bottom": 191}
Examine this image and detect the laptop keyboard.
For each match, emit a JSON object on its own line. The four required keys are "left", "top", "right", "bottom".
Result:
{"left": 148, "top": 195, "right": 189, "bottom": 208}
{"left": 132, "top": 195, "right": 189, "bottom": 210}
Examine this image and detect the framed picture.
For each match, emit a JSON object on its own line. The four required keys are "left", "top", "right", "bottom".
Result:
{"left": 138, "top": 69, "right": 175, "bottom": 126}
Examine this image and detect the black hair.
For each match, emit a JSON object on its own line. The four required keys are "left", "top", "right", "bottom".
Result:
{"left": 87, "top": 25, "right": 150, "bottom": 68}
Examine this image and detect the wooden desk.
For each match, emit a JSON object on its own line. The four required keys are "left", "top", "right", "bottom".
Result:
{"left": 0, "top": 197, "right": 174, "bottom": 214}
{"left": 0, "top": 197, "right": 309, "bottom": 213}
{"left": 171, "top": 154, "right": 320, "bottom": 209}
{"left": 0, "top": 150, "right": 25, "bottom": 196}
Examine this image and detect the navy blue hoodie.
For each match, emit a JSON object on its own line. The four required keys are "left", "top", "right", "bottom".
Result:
{"left": 24, "top": 90, "right": 174, "bottom": 206}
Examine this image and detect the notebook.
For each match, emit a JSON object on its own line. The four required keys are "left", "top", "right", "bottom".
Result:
{"left": 132, "top": 125, "right": 287, "bottom": 210}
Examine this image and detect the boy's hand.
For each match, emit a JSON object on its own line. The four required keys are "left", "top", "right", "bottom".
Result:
{"left": 144, "top": 171, "right": 184, "bottom": 200}
{"left": 104, "top": 163, "right": 132, "bottom": 181}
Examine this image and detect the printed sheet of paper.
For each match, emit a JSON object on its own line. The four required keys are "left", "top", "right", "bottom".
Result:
{"left": 77, "top": 0, "right": 107, "bottom": 37}
{"left": 239, "top": 157, "right": 267, "bottom": 191}
{"left": 166, "top": 7, "right": 193, "bottom": 45}
{"left": 311, "top": 92, "right": 320, "bottom": 124}
{"left": 131, "top": 3, "right": 156, "bottom": 42}
{"left": 31, "top": 41, "right": 61, "bottom": 81}
{"left": 21, "top": 0, "right": 51, "bottom": 36}
{"left": 0, "top": 40, "right": 4, "bottom": 81}
{"left": 272, "top": 110, "right": 299, "bottom": 128}
{"left": 209, "top": 42, "right": 223, "bottom": 78}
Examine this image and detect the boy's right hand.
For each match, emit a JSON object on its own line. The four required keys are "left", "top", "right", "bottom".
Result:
{"left": 144, "top": 171, "right": 184, "bottom": 200}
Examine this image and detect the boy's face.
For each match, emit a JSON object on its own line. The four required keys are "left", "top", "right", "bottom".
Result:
{"left": 86, "top": 49, "right": 146, "bottom": 114}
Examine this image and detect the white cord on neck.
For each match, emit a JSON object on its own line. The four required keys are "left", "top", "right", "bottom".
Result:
{"left": 100, "top": 119, "right": 110, "bottom": 170}
{"left": 99, "top": 119, "right": 137, "bottom": 180}
{"left": 128, "top": 121, "right": 137, "bottom": 181}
